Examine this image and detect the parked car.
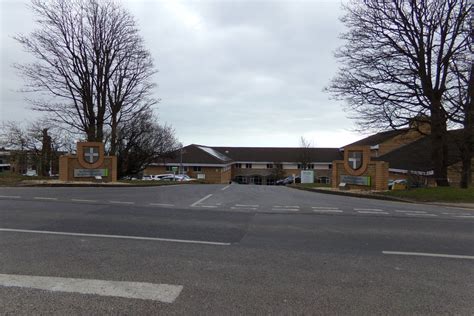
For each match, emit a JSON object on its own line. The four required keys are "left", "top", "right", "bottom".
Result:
{"left": 276, "top": 175, "right": 301, "bottom": 185}
{"left": 23, "top": 170, "right": 38, "bottom": 177}
{"left": 388, "top": 179, "right": 407, "bottom": 190}
{"left": 161, "top": 174, "right": 195, "bottom": 182}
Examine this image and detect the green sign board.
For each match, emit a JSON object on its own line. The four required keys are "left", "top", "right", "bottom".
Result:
{"left": 172, "top": 166, "right": 178, "bottom": 172}
{"left": 340, "top": 175, "right": 371, "bottom": 186}
{"left": 74, "top": 169, "right": 109, "bottom": 177}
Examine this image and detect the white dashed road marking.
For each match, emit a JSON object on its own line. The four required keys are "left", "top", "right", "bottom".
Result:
{"left": 273, "top": 205, "right": 299, "bottom": 208}
{"left": 0, "top": 195, "right": 20, "bottom": 199}
{"left": 455, "top": 215, "right": 474, "bottom": 219}
{"left": 0, "top": 273, "right": 183, "bottom": 303}
{"left": 221, "top": 185, "right": 230, "bottom": 191}
{"left": 404, "top": 213, "right": 438, "bottom": 217}
{"left": 190, "top": 194, "right": 213, "bottom": 207}
{"left": 312, "top": 206, "right": 340, "bottom": 210}
{"left": 71, "top": 199, "right": 98, "bottom": 203}
{"left": 149, "top": 203, "right": 175, "bottom": 207}
{"left": 235, "top": 204, "right": 259, "bottom": 208}
{"left": 354, "top": 208, "right": 385, "bottom": 212}
{"left": 33, "top": 197, "right": 58, "bottom": 201}
{"left": 395, "top": 210, "right": 427, "bottom": 214}
{"left": 0, "top": 228, "right": 231, "bottom": 246}
{"left": 382, "top": 251, "right": 474, "bottom": 260}
{"left": 230, "top": 207, "right": 258, "bottom": 211}
{"left": 313, "top": 209, "right": 343, "bottom": 213}
{"left": 357, "top": 211, "right": 389, "bottom": 215}
{"left": 198, "top": 205, "right": 218, "bottom": 208}
{"left": 109, "top": 201, "right": 134, "bottom": 205}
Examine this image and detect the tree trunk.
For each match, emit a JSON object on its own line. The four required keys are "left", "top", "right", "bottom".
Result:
{"left": 430, "top": 101, "right": 449, "bottom": 186}
{"left": 460, "top": 65, "right": 473, "bottom": 188}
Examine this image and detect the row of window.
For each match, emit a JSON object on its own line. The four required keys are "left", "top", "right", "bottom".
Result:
{"left": 166, "top": 166, "right": 201, "bottom": 172}
{"left": 165, "top": 164, "right": 332, "bottom": 171}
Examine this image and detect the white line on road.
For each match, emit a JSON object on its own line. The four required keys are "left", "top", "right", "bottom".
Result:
{"left": 190, "top": 194, "right": 213, "bottom": 207}
{"left": 395, "top": 210, "right": 427, "bottom": 214}
{"left": 382, "top": 251, "right": 474, "bottom": 260}
{"left": 149, "top": 203, "right": 175, "bottom": 207}
{"left": 357, "top": 211, "right": 389, "bottom": 214}
{"left": 221, "top": 185, "right": 230, "bottom": 191}
{"left": 0, "top": 228, "right": 231, "bottom": 246}
{"left": 71, "top": 199, "right": 98, "bottom": 203}
{"left": 313, "top": 209, "right": 343, "bottom": 213}
{"left": 0, "top": 273, "right": 183, "bottom": 303}
{"left": 354, "top": 208, "right": 385, "bottom": 212}
{"left": 273, "top": 205, "right": 299, "bottom": 208}
{"left": 312, "top": 206, "right": 340, "bottom": 210}
{"left": 455, "top": 215, "right": 474, "bottom": 219}
{"left": 230, "top": 207, "right": 257, "bottom": 211}
{"left": 197, "top": 205, "right": 217, "bottom": 208}
{"left": 33, "top": 197, "right": 58, "bottom": 201}
{"left": 235, "top": 204, "right": 259, "bottom": 207}
{"left": 0, "top": 195, "right": 20, "bottom": 199}
{"left": 109, "top": 201, "right": 135, "bottom": 205}
{"left": 404, "top": 213, "right": 438, "bottom": 217}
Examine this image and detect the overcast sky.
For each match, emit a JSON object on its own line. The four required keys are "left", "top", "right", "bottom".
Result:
{"left": 0, "top": 0, "right": 365, "bottom": 148}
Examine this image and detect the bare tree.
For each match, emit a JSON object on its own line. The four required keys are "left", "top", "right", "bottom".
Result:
{"left": 299, "top": 136, "right": 313, "bottom": 170}
{"left": 0, "top": 119, "right": 76, "bottom": 175}
{"left": 115, "top": 111, "right": 180, "bottom": 177}
{"left": 15, "top": 0, "right": 157, "bottom": 147}
{"left": 326, "top": 0, "right": 471, "bottom": 186}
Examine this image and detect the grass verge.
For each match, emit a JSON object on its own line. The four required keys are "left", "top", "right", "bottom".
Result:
{"left": 380, "top": 186, "right": 474, "bottom": 203}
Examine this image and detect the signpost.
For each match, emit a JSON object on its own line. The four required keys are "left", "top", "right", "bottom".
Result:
{"left": 301, "top": 170, "right": 314, "bottom": 184}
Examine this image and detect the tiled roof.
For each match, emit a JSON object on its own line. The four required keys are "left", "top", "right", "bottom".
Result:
{"left": 158, "top": 145, "right": 342, "bottom": 164}
{"left": 375, "top": 130, "right": 464, "bottom": 172}
{"left": 212, "top": 147, "right": 342, "bottom": 163}
{"left": 343, "top": 129, "right": 408, "bottom": 147}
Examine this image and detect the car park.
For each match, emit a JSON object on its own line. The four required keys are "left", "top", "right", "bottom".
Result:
{"left": 276, "top": 175, "right": 301, "bottom": 185}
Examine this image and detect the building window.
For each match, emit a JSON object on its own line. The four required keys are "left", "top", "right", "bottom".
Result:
{"left": 298, "top": 163, "right": 314, "bottom": 170}
{"left": 193, "top": 166, "right": 202, "bottom": 172}
{"left": 235, "top": 163, "right": 242, "bottom": 168}
{"left": 266, "top": 164, "right": 273, "bottom": 169}
{"left": 328, "top": 164, "right": 332, "bottom": 169}
{"left": 245, "top": 163, "right": 252, "bottom": 169}
{"left": 166, "top": 166, "right": 173, "bottom": 171}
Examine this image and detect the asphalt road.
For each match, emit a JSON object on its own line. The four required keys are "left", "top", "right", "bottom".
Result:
{"left": 0, "top": 184, "right": 473, "bottom": 315}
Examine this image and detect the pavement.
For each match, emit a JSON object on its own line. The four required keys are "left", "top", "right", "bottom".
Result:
{"left": 0, "top": 184, "right": 473, "bottom": 315}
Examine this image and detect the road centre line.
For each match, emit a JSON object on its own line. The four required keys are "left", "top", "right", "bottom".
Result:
{"left": 33, "top": 197, "right": 58, "bottom": 201}
{"left": 0, "top": 228, "right": 231, "bottom": 246}
{"left": 0, "top": 273, "right": 183, "bottom": 303}
{"left": 0, "top": 195, "right": 21, "bottom": 199}
{"left": 221, "top": 185, "right": 230, "bottom": 191}
{"left": 71, "top": 199, "right": 98, "bottom": 203}
{"left": 455, "top": 215, "right": 474, "bottom": 218}
{"left": 197, "top": 205, "right": 217, "bottom": 208}
{"left": 404, "top": 213, "right": 437, "bottom": 217}
{"left": 190, "top": 194, "right": 213, "bottom": 207}
{"left": 273, "top": 205, "right": 299, "bottom": 208}
{"left": 395, "top": 210, "right": 427, "bottom": 213}
{"left": 354, "top": 208, "right": 384, "bottom": 212}
{"left": 109, "top": 200, "right": 134, "bottom": 205}
{"left": 149, "top": 203, "right": 175, "bottom": 207}
{"left": 235, "top": 204, "right": 259, "bottom": 207}
{"left": 313, "top": 209, "right": 343, "bottom": 213}
{"left": 312, "top": 206, "right": 339, "bottom": 210}
{"left": 357, "top": 211, "right": 389, "bottom": 214}
{"left": 230, "top": 207, "right": 257, "bottom": 210}
{"left": 382, "top": 251, "right": 474, "bottom": 260}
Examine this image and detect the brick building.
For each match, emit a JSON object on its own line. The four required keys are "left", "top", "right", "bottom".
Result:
{"left": 145, "top": 145, "right": 341, "bottom": 184}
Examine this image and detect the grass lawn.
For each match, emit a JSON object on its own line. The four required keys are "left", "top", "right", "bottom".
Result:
{"left": 0, "top": 172, "right": 50, "bottom": 186}
{"left": 381, "top": 186, "right": 474, "bottom": 203}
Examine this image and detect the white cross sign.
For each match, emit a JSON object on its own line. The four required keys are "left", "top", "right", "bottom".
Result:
{"left": 84, "top": 147, "right": 99, "bottom": 164}
{"left": 348, "top": 152, "right": 362, "bottom": 170}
